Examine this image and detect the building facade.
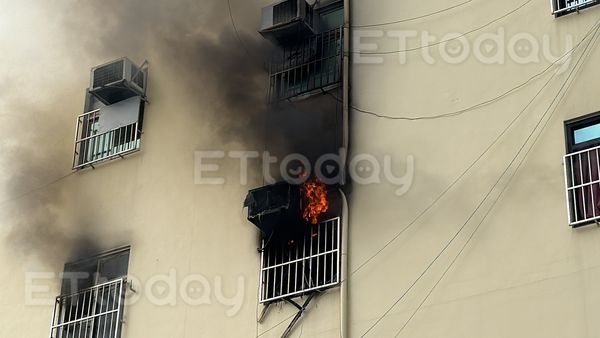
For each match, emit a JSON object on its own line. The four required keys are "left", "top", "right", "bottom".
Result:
{"left": 1, "top": 0, "right": 600, "bottom": 337}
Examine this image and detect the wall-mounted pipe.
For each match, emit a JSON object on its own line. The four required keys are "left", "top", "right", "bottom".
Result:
{"left": 340, "top": 0, "right": 350, "bottom": 336}
{"left": 339, "top": 189, "right": 349, "bottom": 338}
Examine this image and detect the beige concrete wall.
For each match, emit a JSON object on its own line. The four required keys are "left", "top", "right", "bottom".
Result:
{"left": 349, "top": 0, "right": 600, "bottom": 337}
{"left": 2, "top": 0, "right": 599, "bottom": 338}
{"left": 0, "top": 1, "right": 342, "bottom": 338}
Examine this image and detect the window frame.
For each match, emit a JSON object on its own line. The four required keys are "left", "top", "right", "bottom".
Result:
{"left": 258, "top": 217, "right": 341, "bottom": 304}
{"left": 564, "top": 111, "right": 600, "bottom": 153}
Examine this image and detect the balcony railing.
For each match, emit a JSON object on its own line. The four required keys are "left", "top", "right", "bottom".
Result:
{"left": 564, "top": 145, "right": 600, "bottom": 227}
{"left": 552, "top": 0, "right": 599, "bottom": 15}
{"left": 268, "top": 26, "right": 343, "bottom": 102}
{"left": 72, "top": 109, "right": 141, "bottom": 169}
{"left": 49, "top": 278, "right": 126, "bottom": 338}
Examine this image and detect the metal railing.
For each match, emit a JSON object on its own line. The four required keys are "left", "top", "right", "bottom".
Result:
{"left": 268, "top": 26, "right": 343, "bottom": 102}
{"left": 564, "top": 145, "right": 600, "bottom": 226}
{"left": 259, "top": 217, "right": 341, "bottom": 303}
{"left": 49, "top": 278, "right": 126, "bottom": 338}
{"left": 552, "top": 0, "right": 599, "bottom": 14}
{"left": 72, "top": 109, "right": 141, "bottom": 169}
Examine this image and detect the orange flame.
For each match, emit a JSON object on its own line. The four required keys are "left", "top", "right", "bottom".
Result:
{"left": 302, "top": 177, "right": 329, "bottom": 224}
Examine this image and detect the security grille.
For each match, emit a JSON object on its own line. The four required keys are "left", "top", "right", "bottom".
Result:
{"left": 564, "top": 145, "right": 600, "bottom": 226}
{"left": 268, "top": 26, "right": 343, "bottom": 102}
{"left": 552, "top": 0, "right": 599, "bottom": 15}
{"left": 49, "top": 278, "right": 126, "bottom": 338}
{"left": 259, "top": 217, "right": 341, "bottom": 303}
{"left": 92, "top": 60, "right": 125, "bottom": 88}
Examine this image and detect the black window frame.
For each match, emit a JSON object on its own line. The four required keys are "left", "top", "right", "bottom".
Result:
{"left": 565, "top": 111, "right": 600, "bottom": 153}
{"left": 61, "top": 246, "right": 131, "bottom": 295}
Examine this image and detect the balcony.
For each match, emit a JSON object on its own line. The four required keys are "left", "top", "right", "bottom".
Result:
{"left": 553, "top": 0, "right": 599, "bottom": 15}
{"left": 268, "top": 26, "right": 343, "bottom": 102}
{"left": 49, "top": 278, "right": 126, "bottom": 338}
{"left": 564, "top": 145, "right": 600, "bottom": 227}
{"left": 72, "top": 106, "right": 141, "bottom": 170}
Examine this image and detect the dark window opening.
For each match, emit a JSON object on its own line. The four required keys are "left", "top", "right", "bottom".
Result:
{"left": 50, "top": 247, "right": 129, "bottom": 338}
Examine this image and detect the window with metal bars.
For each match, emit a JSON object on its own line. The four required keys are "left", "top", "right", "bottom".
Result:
{"left": 564, "top": 112, "right": 600, "bottom": 227}
{"left": 259, "top": 217, "right": 341, "bottom": 303}
{"left": 49, "top": 248, "right": 129, "bottom": 338}
{"left": 268, "top": 26, "right": 343, "bottom": 102}
{"left": 73, "top": 93, "right": 144, "bottom": 169}
{"left": 552, "top": 0, "right": 599, "bottom": 16}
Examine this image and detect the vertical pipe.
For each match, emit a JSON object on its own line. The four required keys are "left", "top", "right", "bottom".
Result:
{"left": 339, "top": 0, "right": 350, "bottom": 334}
{"left": 339, "top": 190, "right": 349, "bottom": 338}
{"left": 342, "top": 0, "right": 350, "bottom": 184}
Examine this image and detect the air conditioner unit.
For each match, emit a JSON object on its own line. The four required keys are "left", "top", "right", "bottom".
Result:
{"left": 89, "top": 57, "right": 147, "bottom": 105}
{"left": 259, "top": 0, "right": 315, "bottom": 44}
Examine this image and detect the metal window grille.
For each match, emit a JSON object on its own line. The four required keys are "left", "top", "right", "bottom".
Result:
{"left": 552, "top": 0, "right": 599, "bottom": 15}
{"left": 72, "top": 109, "right": 141, "bottom": 169}
{"left": 259, "top": 217, "right": 341, "bottom": 303}
{"left": 49, "top": 278, "right": 126, "bottom": 338}
{"left": 564, "top": 145, "right": 600, "bottom": 226}
{"left": 268, "top": 26, "right": 343, "bottom": 102}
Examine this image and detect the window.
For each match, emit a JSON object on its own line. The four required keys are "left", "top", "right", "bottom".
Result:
{"left": 268, "top": 27, "right": 343, "bottom": 102}
{"left": 49, "top": 247, "right": 130, "bottom": 338}
{"left": 259, "top": 218, "right": 341, "bottom": 303}
{"left": 564, "top": 112, "right": 600, "bottom": 227}
{"left": 552, "top": 0, "right": 599, "bottom": 16}
{"left": 73, "top": 93, "right": 144, "bottom": 169}
{"left": 317, "top": 5, "right": 343, "bottom": 32}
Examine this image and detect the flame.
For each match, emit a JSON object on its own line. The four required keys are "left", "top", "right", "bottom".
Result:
{"left": 302, "top": 177, "right": 329, "bottom": 224}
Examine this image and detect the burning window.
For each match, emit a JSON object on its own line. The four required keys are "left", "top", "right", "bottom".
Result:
{"left": 49, "top": 247, "right": 129, "bottom": 338}
{"left": 245, "top": 180, "right": 342, "bottom": 303}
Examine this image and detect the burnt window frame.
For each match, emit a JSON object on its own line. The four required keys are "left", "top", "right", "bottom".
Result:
{"left": 52, "top": 246, "right": 130, "bottom": 338}
{"left": 564, "top": 111, "right": 600, "bottom": 153}
{"left": 61, "top": 246, "right": 131, "bottom": 295}
{"left": 258, "top": 217, "right": 341, "bottom": 304}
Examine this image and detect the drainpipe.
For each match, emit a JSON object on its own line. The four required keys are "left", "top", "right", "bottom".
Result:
{"left": 339, "top": 189, "right": 349, "bottom": 338}
{"left": 340, "top": 0, "right": 350, "bottom": 337}
{"left": 341, "top": 0, "right": 350, "bottom": 184}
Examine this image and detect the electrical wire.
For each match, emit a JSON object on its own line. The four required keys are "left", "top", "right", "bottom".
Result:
{"left": 393, "top": 22, "right": 600, "bottom": 338}
{"left": 360, "top": 22, "right": 600, "bottom": 337}
{"left": 354, "top": 0, "right": 533, "bottom": 55}
{"left": 350, "top": 18, "right": 600, "bottom": 121}
{"left": 352, "top": 0, "right": 474, "bottom": 28}
{"left": 321, "top": 19, "right": 600, "bottom": 280}
{"left": 256, "top": 311, "right": 299, "bottom": 337}
{"left": 0, "top": 171, "right": 76, "bottom": 208}
{"left": 227, "top": 0, "right": 249, "bottom": 54}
